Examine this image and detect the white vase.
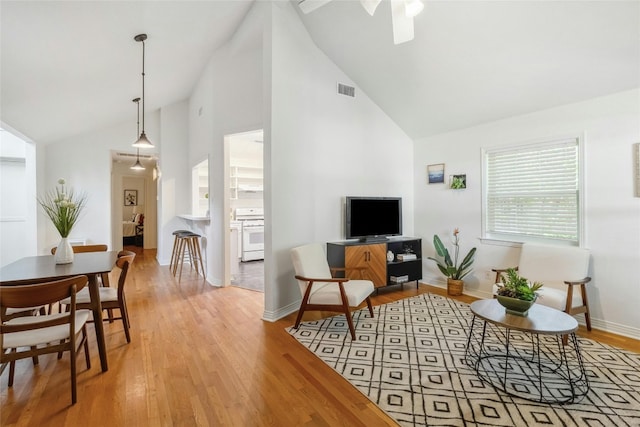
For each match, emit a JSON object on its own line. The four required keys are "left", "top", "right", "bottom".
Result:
{"left": 55, "top": 237, "right": 74, "bottom": 264}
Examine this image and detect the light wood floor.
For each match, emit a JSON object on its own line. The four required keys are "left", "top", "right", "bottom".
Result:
{"left": 2, "top": 248, "right": 639, "bottom": 426}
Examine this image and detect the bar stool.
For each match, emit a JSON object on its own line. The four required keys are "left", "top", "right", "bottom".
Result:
{"left": 169, "top": 230, "right": 192, "bottom": 273}
{"left": 174, "top": 232, "right": 206, "bottom": 281}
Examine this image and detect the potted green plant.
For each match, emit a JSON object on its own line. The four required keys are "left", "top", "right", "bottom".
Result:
{"left": 428, "top": 228, "right": 476, "bottom": 296}
{"left": 495, "top": 268, "right": 543, "bottom": 316}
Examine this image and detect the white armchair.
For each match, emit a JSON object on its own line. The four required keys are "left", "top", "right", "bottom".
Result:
{"left": 493, "top": 243, "right": 592, "bottom": 329}
{"left": 291, "top": 243, "right": 374, "bottom": 339}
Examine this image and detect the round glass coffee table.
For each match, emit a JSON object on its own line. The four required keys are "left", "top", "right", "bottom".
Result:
{"left": 465, "top": 299, "right": 590, "bottom": 404}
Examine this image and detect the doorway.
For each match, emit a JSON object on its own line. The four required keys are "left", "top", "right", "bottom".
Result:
{"left": 111, "top": 151, "right": 158, "bottom": 251}
{"left": 225, "top": 130, "right": 264, "bottom": 291}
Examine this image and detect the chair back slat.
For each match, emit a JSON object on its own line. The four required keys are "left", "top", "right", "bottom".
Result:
{"left": 51, "top": 244, "right": 108, "bottom": 255}
{"left": 0, "top": 275, "right": 87, "bottom": 309}
{"left": 115, "top": 253, "right": 135, "bottom": 298}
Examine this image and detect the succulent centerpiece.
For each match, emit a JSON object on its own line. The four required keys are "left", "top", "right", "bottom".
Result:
{"left": 495, "top": 268, "right": 543, "bottom": 316}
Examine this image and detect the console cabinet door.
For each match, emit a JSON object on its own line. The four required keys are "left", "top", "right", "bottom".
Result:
{"left": 345, "top": 243, "right": 387, "bottom": 287}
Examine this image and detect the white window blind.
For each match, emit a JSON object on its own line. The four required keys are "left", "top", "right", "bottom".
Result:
{"left": 484, "top": 138, "right": 580, "bottom": 244}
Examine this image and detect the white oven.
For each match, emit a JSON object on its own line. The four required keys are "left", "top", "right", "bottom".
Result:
{"left": 235, "top": 208, "right": 264, "bottom": 262}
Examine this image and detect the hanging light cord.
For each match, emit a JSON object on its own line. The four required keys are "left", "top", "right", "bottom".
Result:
{"left": 135, "top": 97, "right": 141, "bottom": 160}
{"left": 141, "top": 38, "right": 146, "bottom": 135}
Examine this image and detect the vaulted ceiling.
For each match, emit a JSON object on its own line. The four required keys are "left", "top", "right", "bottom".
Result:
{"left": 1, "top": 1, "right": 638, "bottom": 144}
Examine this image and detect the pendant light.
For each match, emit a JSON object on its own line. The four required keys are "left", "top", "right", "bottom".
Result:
{"left": 132, "top": 34, "right": 153, "bottom": 148}
{"left": 131, "top": 97, "right": 146, "bottom": 170}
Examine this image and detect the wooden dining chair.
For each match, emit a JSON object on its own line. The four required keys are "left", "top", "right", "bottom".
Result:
{"left": 61, "top": 251, "right": 136, "bottom": 343}
{"left": 0, "top": 275, "right": 92, "bottom": 405}
{"left": 51, "top": 244, "right": 110, "bottom": 287}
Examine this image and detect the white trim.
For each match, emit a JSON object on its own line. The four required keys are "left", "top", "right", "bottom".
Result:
{"left": 262, "top": 300, "right": 299, "bottom": 322}
{"left": 0, "top": 217, "right": 26, "bottom": 222}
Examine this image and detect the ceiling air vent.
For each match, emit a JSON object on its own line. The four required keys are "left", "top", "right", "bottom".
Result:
{"left": 337, "top": 83, "right": 355, "bottom": 98}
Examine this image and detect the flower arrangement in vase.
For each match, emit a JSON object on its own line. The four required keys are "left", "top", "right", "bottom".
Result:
{"left": 38, "top": 178, "right": 87, "bottom": 264}
{"left": 427, "top": 228, "right": 476, "bottom": 296}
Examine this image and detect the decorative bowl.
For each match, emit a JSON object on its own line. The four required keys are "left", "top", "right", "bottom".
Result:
{"left": 496, "top": 295, "right": 537, "bottom": 317}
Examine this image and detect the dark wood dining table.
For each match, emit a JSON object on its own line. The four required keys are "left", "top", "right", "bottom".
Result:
{"left": 0, "top": 251, "right": 119, "bottom": 372}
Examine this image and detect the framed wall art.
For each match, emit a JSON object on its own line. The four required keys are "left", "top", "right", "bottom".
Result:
{"left": 450, "top": 174, "right": 467, "bottom": 189}
{"left": 427, "top": 163, "right": 445, "bottom": 184}
{"left": 124, "top": 189, "right": 138, "bottom": 206}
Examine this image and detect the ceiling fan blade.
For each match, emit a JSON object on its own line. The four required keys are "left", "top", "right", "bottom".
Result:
{"left": 360, "top": 0, "right": 382, "bottom": 16}
{"left": 390, "top": 0, "right": 414, "bottom": 44}
{"left": 298, "top": 0, "right": 333, "bottom": 14}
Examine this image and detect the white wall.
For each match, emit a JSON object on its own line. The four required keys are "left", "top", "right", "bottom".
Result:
{"left": 186, "top": 2, "right": 264, "bottom": 284}
{"left": 40, "top": 112, "right": 160, "bottom": 253}
{"left": 0, "top": 131, "right": 36, "bottom": 266}
{"left": 157, "top": 101, "right": 189, "bottom": 265}
{"left": 414, "top": 89, "right": 640, "bottom": 338}
{"left": 265, "top": 2, "right": 415, "bottom": 320}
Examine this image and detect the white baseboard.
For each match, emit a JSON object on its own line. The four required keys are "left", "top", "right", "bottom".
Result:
{"left": 263, "top": 300, "right": 299, "bottom": 322}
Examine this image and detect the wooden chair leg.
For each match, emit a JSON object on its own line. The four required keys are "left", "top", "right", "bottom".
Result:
{"left": 338, "top": 286, "right": 356, "bottom": 339}
{"left": 8, "top": 350, "right": 16, "bottom": 387}
{"left": 580, "top": 284, "right": 592, "bottom": 331}
{"left": 82, "top": 328, "right": 91, "bottom": 370}
{"left": 101, "top": 272, "right": 110, "bottom": 288}
{"left": 294, "top": 302, "right": 308, "bottom": 329}
{"left": 344, "top": 311, "right": 356, "bottom": 340}
{"left": 31, "top": 346, "right": 39, "bottom": 365}
{"left": 366, "top": 297, "right": 374, "bottom": 317}
{"left": 70, "top": 343, "right": 77, "bottom": 405}
{"left": 122, "top": 310, "right": 131, "bottom": 343}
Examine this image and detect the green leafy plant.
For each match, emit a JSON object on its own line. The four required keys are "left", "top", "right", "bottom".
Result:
{"left": 38, "top": 178, "right": 87, "bottom": 238}
{"left": 428, "top": 228, "right": 476, "bottom": 280}
{"left": 495, "top": 268, "right": 543, "bottom": 301}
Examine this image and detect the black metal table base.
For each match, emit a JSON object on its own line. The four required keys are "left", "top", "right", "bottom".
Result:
{"left": 465, "top": 315, "right": 590, "bottom": 404}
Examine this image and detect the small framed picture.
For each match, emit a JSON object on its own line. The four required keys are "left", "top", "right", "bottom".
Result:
{"left": 124, "top": 189, "right": 138, "bottom": 206}
{"left": 427, "top": 163, "right": 445, "bottom": 184}
{"left": 450, "top": 174, "right": 467, "bottom": 189}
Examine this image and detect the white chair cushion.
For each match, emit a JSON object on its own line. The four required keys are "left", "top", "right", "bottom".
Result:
{"left": 492, "top": 283, "right": 584, "bottom": 311}
{"left": 307, "top": 279, "right": 374, "bottom": 306}
{"left": 492, "top": 243, "right": 590, "bottom": 312}
{"left": 518, "top": 243, "right": 590, "bottom": 286}
{"left": 60, "top": 287, "right": 118, "bottom": 306}
{"left": 2, "top": 310, "right": 90, "bottom": 349}
{"left": 291, "top": 243, "right": 335, "bottom": 297}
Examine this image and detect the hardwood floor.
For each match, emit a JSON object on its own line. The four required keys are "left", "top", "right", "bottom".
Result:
{"left": 2, "top": 248, "right": 639, "bottom": 426}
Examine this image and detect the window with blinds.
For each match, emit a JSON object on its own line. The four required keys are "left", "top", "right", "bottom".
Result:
{"left": 483, "top": 137, "right": 582, "bottom": 245}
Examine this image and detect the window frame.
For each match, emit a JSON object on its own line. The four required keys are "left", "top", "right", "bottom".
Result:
{"left": 481, "top": 134, "right": 585, "bottom": 247}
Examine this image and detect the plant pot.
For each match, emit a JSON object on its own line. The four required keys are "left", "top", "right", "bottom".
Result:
{"left": 496, "top": 295, "right": 536, "bottom": 316}
{"left": 447, "top": 278, "right": 463, "bottom": 296}
{"left": 54, "top": 237, "right": 74, "bottom": 264}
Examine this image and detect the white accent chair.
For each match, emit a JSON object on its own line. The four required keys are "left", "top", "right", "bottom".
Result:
{"left": 291, "top": 243, "right": 374, "bottom": 339}
{"left": 492, "top": 243, "right": 592, "bottom": 329}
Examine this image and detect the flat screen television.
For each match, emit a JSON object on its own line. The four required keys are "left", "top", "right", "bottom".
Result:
{"left": 345, "top": 196, "right": 402, "bottom": 241}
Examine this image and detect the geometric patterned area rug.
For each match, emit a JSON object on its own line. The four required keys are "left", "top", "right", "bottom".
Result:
{"left": 287, "top": 293, "right": 640, "bottom": 427}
